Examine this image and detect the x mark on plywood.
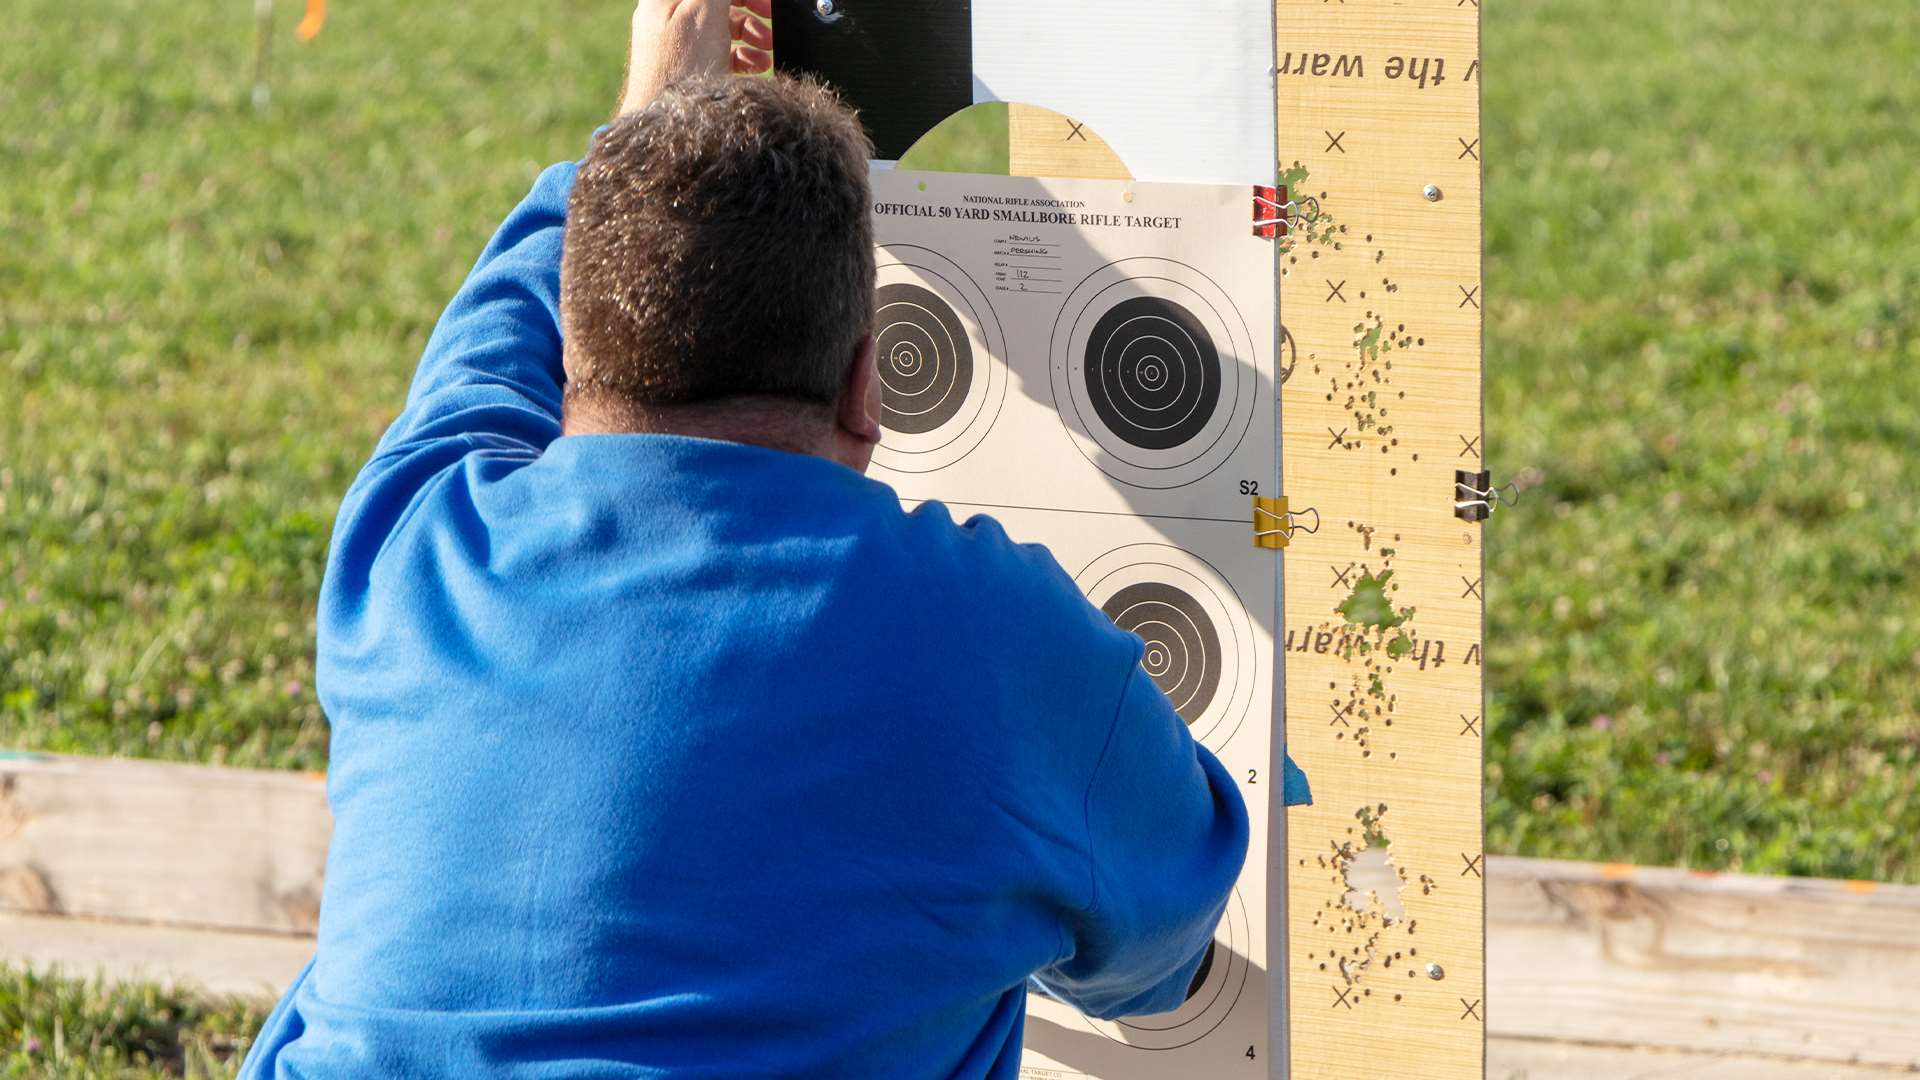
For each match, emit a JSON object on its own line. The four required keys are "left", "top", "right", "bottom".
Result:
{"left": 1328, "top": 427, "right": 1349, "bottom": 450}
{"left": 1462, "top": 577, "right": 1483, "bottom": 600}
{"left": 1459, "top": 285, "right": 1480, "bottom": 309}
{"left": 1332, "top": 563, "right": 1356, "bottom": 589}
{"left": 1329, "top": 700, "right": 1354, "bottom": 727}
{"left": 1461, "top": 853, "right": 1484, "bottom": 878}
{"left": 1460, "top": 714, "right": 1481, "bottom": 737}
{"left": 1065, "top": 120, "right": 1087, "bottom": 142}
{"left": 1332, "top": 985, "right": 1355, "bottom": 1010}
{"left": 1458, "top": 433, "right": 1482, "bottom": 459}
{"left": 1326, "top": 280, "right": 1347, "bottom": 303}
{"left": 1458, "top": 137, "right": 1480, "bottom": 160}
{"left": 1325, "top": 130, "right": 1346, "bottom": 154}
{"left": 1460, "top": 998, "right": 1482, "bottom": 1021}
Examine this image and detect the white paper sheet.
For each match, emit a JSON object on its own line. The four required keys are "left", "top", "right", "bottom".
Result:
{"left": 970, "top": 1, "right": 1276, "bottom": 186}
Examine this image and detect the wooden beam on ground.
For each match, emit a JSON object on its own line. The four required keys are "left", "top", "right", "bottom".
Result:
{"left": 1488, "top": 1037, "right": 1920, "bottom": 1080}
{"left": 0, "top": 911, "right": 311, "bottom": 1000}
{"left": 0, "top": 753, "right": 329, "bottom": 934}
{"left": 1487, "top": 855, "right": 1920, "bottom": 1071}
{"left": 5, "top": 750, "right": 1919, "bottom": 1076}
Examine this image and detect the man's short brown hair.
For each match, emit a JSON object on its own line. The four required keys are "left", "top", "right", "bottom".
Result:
{"left": 561, "top": 75, "right": 875, "bottom": 413}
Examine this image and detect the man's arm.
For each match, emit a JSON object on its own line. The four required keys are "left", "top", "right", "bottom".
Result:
{"left": 316, "top": 160, "right": 574, "bottom": 604}
{"left": 324, "top": 0, "right": 765, "bottom": 586}
{"left": 374, "top": 163, "right": 573, "bottom": 462}
{"left": 1033, "top": 664, "right": 1253, "bottom": 1020}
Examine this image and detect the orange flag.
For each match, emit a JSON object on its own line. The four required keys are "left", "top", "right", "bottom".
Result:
{"left": 296, "top": 0, "right": 327, "bottom": 42}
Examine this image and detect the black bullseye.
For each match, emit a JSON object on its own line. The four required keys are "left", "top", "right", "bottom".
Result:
{"left": 1083, "top": 296, "right": 1221, "bottom": 451}
{"left": 1101, "top": 582, "right": 1221, "bottom": 724}
{"left": 875, "top": 282, "right": 973, "bottom": 435}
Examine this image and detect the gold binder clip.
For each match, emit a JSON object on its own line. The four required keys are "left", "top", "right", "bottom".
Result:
{"left": 1254, "top": 496, "right": 1319, "bottom": 550}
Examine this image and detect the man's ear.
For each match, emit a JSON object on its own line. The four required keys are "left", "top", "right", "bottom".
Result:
{"left": 837, "top": 334, "right": 883, "bottom": 446}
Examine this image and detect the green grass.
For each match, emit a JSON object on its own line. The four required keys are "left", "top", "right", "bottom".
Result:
{"left": 1, "top": 0, "right": 634, "bottom": 768}
{"left": 0, "top": 964, "right": 266, "bottom": 1078}
{"left": 2, "top": 0, "right": 1917, "bottom": 881}
{"left": 1483, "top": 1, "right": 1920, "bottom": 880}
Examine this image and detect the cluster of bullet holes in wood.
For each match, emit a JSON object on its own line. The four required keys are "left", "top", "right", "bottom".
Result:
{"left": 1303, "top": 804, "right": 1441, "bottom": 1009}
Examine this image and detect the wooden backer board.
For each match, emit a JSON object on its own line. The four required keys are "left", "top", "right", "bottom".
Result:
{"left": 1273, "top": 2, "right": 1486, "bottom": 1077}
{"left": 1006, "top": 104, "right": 1131, "bottom": 182}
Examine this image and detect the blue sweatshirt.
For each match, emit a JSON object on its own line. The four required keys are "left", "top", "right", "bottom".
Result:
{"left": 242, "top": 150, "right": 1305, "bottom": 1079}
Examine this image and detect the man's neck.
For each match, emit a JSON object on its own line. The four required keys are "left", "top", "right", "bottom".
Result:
{"left": 561, "top": 393, "right": 836, "bottom": 460}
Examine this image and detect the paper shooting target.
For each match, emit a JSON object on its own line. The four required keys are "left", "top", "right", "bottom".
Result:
{"left": 1076, "top": 544, "right": 1256, "bottom": 753}
{"left": 871, "top": 246, "right": 1009, "bottom": 474}
{"left": 1050, "top": 258, "right": 1259, "bottom": 489}
{"left": 1044, "top": 889, "right": 1252, "bottom": 1051}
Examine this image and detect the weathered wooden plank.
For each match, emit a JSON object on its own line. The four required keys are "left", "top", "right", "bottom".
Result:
{"left": 0, "top": 754, "right": 329, "bottom": 934}
{"left": 1275, "top": 2, "right": 1486, "bottom": 1077}
{"left": 1489, "top": 1037, "right": 1920, "bottom": 1080}
{"left": 1487, "top": 856, "right": 1920, "bottom": 1070}
{"left": 6, "top": 752, "right": 1919, "bottom": 1072}
{"left": 0, "top": 911, "right": 311, "bottom": 999}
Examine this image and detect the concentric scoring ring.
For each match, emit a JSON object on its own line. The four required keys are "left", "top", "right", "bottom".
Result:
{"left": 1027, "top": 889, "right": 1252, "bottom": 1052}
{"left": 1049, "top": 258, "right": 1260, "bottom": 490}
{"left": 1075, "top": 544, "right": 1256, "bottom": 755}
{"left": 875, "top": 282, "right": 973, "bottom": 435}
{"left": 869, "top": 247, "right": 1009, "bottom": 475}
{"left": 1100, "top": 581, "right": 1222, "bottom": 725}
{"left": 1083, "top": 296, "right": 1221, "bottom": 452}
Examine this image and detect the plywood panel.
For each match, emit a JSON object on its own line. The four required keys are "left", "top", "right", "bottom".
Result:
{"left": 1274, "top": 3, "right": 1485, "bottom": 1077}
{"left": 1007, "top": 104, "right": 1131, "bottom": 181}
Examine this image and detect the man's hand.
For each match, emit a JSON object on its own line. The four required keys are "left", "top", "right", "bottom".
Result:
{"left": 619, "top": 0, "right": 774, "bottom": 116}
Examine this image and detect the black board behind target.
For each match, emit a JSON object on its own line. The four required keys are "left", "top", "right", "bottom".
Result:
{"left": 770, "top": 0, "right": 974, "bottom": 161}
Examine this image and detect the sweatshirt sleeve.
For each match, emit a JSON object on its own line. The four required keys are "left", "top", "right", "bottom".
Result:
{"left": 320, "top": 157, "right": 577, "bottom": 604}
{"left": 1031, "top": 663, "right": 1252, "bottom": 1020}
{"left": 372, "top": 157, "right": 574, "bottom": 471}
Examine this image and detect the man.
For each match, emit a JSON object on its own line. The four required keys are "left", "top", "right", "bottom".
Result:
{"left": 243, "top": 3, "right": 1302, "bottom": 1076}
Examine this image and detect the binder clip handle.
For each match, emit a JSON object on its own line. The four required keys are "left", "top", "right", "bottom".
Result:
{"left": 1454, "top": 470, "right": 1518, "bottom": 522}
{"left": 1254, "top": 496, "right": 1320, "bottom": 549}
{"left": 1253, "top": 188, "right": 1321, "bottom": 238}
